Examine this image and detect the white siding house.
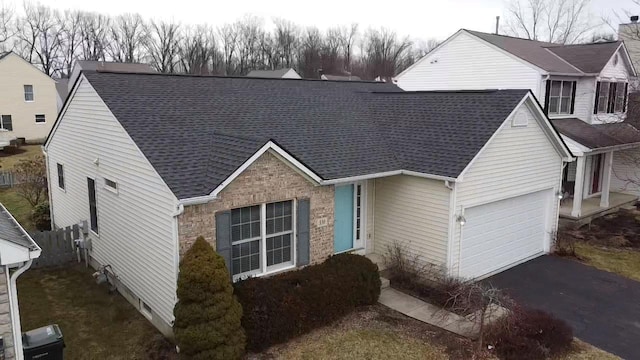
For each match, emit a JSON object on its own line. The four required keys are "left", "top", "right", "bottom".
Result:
{"left": 397, "top": 29, "right": 640, "bottom": 222}
{"left": 45, "top": 76, "right": 179, "bottom": 336}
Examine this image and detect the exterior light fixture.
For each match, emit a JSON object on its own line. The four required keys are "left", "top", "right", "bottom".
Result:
{"left": 556, "top": 191, "right": 564, "bottom": 200}
{"left": 457, "top": 215, "right": 466, "bottom": 226}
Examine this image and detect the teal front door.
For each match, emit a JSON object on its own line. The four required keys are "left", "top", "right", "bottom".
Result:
{"left": 334, "top": 184, "right": 354, "bottom": 253}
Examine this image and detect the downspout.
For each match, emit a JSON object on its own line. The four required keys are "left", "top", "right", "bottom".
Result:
{"left": 8, "top": 260, "right": 33, "bottom": 360}
{"left": 540, "top": 74, "right": 550, "bottom": 100}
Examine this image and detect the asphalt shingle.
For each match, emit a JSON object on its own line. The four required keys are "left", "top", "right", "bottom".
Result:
{"left": 82, "top": 72, "right": 529, "bottom": 199}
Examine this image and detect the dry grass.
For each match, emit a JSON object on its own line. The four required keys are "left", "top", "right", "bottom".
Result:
{"left": 0, "top": 145, "right": 42, "bottom": 170}
{"left": 0, "top": 187, "right": 34, "bottom": 230}
{"left": 18, "top": 265, "right": 173, "bottom": 360}
{"left": 574, "top": 242, "right": 640, "bottom": 282}
{"left": 555, "top": 339, "right": 621, "bottom": 360}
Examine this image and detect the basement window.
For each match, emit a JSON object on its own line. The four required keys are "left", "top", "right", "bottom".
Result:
{"left": 140, "top": 300, "right": 152, "bottom": 320}
{"left": 104, "top": 178, "right": 118, "bottom": 193}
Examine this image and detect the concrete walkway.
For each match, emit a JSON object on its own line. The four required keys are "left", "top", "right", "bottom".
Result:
{"left": 378, "top": 287, "right": 478, "bottom": 338}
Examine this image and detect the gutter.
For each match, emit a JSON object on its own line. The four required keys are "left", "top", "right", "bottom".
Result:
{"left": 8, "top": 260, "right": 33, "bottom": 360}
{"left": 586, "top": 141, "right": 640, "bottom": 154}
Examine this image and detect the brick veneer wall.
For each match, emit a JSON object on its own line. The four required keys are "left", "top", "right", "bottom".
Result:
{"left": 178, "top": 151, "right": 335, "bottom": 265}
{"left": 0, "top": 267, "right": 14, "bottom": 360}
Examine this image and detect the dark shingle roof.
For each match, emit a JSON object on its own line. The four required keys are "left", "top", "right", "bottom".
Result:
{"left": 551, "top": 118, "right": 640, "bottom": 149}
{"left": 466, "top": 30, "right": 623, "bottom": 74}
{"left": 546, "top": 41, "right": 622, "bottom": 73}
{"left": 0, "top": 203, "right": 38, "bottom": 249}
{"left": 81, "top": 72, "right": 530, "bottom": 199}
{"left": 76, "top": 60, "right": 156, "bottom": 73}
{"left": 322, "top": 74, "right": 362, "bottom": 81}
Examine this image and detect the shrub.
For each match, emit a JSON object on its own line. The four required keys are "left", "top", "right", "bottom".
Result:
{"left": 32, "top": 202, "right": 51, "bottom": 231}
{"left": 173, "top": 237, "right": 245, "bottom": 360}
{"left": 234, "top": 253, "right": 380, "bottom": 352}
{"left": 14, "top": 155, "right": 47, "bottom": 207}
{"left": 486, "top": 307, "right": 573, "bottom": 360}
{"left": 554, "top": 230, "right": 578, "bottom": 257}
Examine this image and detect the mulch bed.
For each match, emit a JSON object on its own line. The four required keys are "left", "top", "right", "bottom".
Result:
{"left": 566, "top": 208, "right": 640, "bottom": 248}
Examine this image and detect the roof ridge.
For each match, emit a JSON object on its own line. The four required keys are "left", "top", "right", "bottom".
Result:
{"left": 543, "top": 40, "right": 621, "bottom": 48}
{"left": 463, "top": 28, "right": 557, "bottom": 45}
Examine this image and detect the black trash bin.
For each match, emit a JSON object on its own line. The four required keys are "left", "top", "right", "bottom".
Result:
{"left": 22, "top": 324, "right": 64, "bottom": 360}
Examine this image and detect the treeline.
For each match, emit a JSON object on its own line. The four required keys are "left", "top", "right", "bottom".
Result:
{"left": 0, "top": 3, "right": 439, "bottom": 80}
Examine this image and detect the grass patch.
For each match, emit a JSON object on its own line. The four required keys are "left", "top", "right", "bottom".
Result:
{"left": 574, "top": 242, "right": 640, "bottom": 282}
{"left": 0, "top": 187, "right": 34, "bottom": 231}
{"left": 555, "top": 339, "right": 621, "bottom": 360}
{"left": 18, "top": 265, "right": 173, "bottom": 360}
{"left": 0, "top": 145, "right": 42, "bottom": 170}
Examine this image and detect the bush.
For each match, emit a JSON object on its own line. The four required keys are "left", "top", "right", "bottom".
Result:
{"left": 173, "top": 237, "right": 245, "bottom": 360}
{"left": 32, "top": 202, "right": 51, "bottom": 231}
{"left": 234, "top": 253, "right": 380, "bottom": 352}
{"left": 486, "top": 307, "right": 573, "bottom": 360}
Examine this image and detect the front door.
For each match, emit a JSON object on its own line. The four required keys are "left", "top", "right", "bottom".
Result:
{"left": 591, "top": 154, "right": 603, "bottom": 194}
{"left": 334, "top": 184, "right": 354, "bottom": 253}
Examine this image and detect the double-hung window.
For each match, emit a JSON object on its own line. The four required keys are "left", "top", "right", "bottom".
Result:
{"left": 0, "top": 115, "right": 12, "bottom": 131}
{"left": 24, "top": 85, "right": 34, "bottom": 101}
{"left": 596, "top": 81, "right": 628, "bottom": 114}
{"left": 87, "top": 178, "right": 98, "bottom": 234}
{"left": 231, "top": 200, "right": 294, "bottom": 278}
{"left": 547, "top": 80, "right": 575, "bottom": 115}
{"left": 57, "top": 163, "right": 65, "bottom": 190}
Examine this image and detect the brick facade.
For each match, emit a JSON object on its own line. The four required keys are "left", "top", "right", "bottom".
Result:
{"left": 0, "top": 267, "right": 14, "bottom": 360}
{"left": 178, "top": 151, "right": 335, "bottom": 266}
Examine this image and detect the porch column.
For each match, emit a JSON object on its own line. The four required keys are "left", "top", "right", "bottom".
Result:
{"left": 572, "top": 156, "right": 586, "bottom": 217}
{"left": 600, "top": 151, "right": 614, "bottom": 208}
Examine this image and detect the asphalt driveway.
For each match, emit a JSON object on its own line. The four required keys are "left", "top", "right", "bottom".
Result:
{"left": 484, "top": 255, "right": 640, "bottom": 360}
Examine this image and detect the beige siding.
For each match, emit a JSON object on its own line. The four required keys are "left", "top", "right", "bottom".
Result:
{"left": 373, "top": 175, "right": 450, "bottom": 266}
{"left": 611, "top": 148, "right": 640, "bottom": 196}
{"left": 46, "top": 78, "right": 179, "bottom": 328}
{"left": 452, "top": 101, "right": 564, "bottom": 273}
{"left": 0, "top": 54, "right": 57, "bottom": 141}
{"left": 397, "top": 32, "right": 541, "bottom": 95}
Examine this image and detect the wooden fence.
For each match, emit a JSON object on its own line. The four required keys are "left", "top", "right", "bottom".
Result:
{"left": 31, "top": 224, "right": 84, "bottom": 268}
{"left": 0, "top": 171, "right": 16, "bottom": 188}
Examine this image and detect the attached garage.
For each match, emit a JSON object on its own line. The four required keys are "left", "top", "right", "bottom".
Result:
{"left": 458, "top": 189, "right": 552, "bottom": 279}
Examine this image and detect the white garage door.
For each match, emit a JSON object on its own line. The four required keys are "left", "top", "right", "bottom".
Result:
{"left": 459, "top": 189, "right": 551, "bottom": 279}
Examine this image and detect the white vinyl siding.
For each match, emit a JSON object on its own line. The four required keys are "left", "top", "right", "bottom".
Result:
{"left": 611, "top": 148, "right": 640, "bottom": 196}
{"left": 373, "top": 175, "right": 450, "bottom": 266}
{"left": 452, "top": 102, "right": 563, "bottom": 273}
{"left": 46, "top": 77, "right": 179, "bottom": 327}
{"left": 396, "top": 32, "right": 541, "bottom": 95}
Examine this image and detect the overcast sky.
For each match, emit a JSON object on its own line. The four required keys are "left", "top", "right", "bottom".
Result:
{"left": 5, "top": 0, "right": 639, "bottom": 41}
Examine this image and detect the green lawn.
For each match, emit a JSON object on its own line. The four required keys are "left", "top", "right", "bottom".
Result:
{"left": 18, "top": 266, "right": 173, "bottom": 360}
{"left": 0, "top": 145, "right": 42, "bottom": 170}
{"left": 0, "top": 187, "right": 34, "bottom": 231}
{"left": 575, "top": 242, "right": 640, "bottom": 282}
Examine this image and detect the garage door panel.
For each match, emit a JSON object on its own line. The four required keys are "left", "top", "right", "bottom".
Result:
{"left": 459, "top": 189, "right": 550, "bottom": 279}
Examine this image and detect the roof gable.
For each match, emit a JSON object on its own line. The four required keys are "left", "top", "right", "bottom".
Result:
{"left": 546, "top": 41, "right": 623, "bottom": 73}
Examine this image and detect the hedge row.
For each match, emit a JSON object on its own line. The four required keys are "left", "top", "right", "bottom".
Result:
{"left": 233, "top": 253, "right": 381, "bottom": 352}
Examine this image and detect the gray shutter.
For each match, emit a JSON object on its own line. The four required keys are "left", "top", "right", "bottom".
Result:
{"left": 296, "top": 198, "right": 310, "bottom": 267}
{"left": 215, "top": 211, "right": 233, "bottom": 277}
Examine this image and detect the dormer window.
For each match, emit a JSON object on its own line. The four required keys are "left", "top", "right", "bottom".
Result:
{"left": 595, "top": 81, "right": 628, "bottom": 114}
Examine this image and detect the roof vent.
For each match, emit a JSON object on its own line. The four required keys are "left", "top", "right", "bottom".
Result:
{"left": 631, "top": 15, "right": 639, "bottom": 23}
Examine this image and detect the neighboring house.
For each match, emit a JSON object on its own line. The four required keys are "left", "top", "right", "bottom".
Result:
{"left": 0, "top": 52, "right": 58, "bottom": 143}
{"left": 396, "top": 29, "right": 640, "bottom": 221}
{"left": 67, "top": 60, "right": 156, "bottom": 92}
{"left": 44, "top": 72, "right": 571, "bottom": 335}
{"left": 321, "top": 73, "right": 362, "bottom": 81}
{"left": 618, "top": 16, "right": 640, "bottom": 82}
{"left": 246, "top": 68, "right": 301, "bottom": 79}
{"left": 0, "top": 204, "right": 41, "bottom": 360}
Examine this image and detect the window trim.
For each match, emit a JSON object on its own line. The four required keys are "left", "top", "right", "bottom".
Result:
{"left": 231, "top": 200, "right": 297, "bottom": 281}
{"left": 547, "top": 80, "right": 575, "bottom": 116}
{"left": 104, "top": 178, "right": 118, "bottom": 194}
{"left": 0, "top": 114, "right": 12, "bottom": 131}
{"left": 56, "top": 163, "right": 65, "bottom": 191}
{"left": 35, "top": 114, "right": 46, "bottom": 124}
{"left": 23, "top": 84, "right": 34, "bottom": 102}
{"left": 596, "top": 80, "right": 628, "bottom": 114}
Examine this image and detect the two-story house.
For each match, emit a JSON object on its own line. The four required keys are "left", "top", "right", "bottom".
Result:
{"left": 0, "top": 52, "right": 58, "bottom": 143}
{"left": 396, "top": 29, "right": 640, "bottom": 221}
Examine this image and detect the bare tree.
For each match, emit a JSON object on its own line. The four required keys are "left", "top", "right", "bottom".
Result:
{"left": 218, "top": 23, "right": 238, "bottom": 75}
{"left": 235, "top": 15, "right": 265, "bottom": 74}
{"left": 16, "top": 3, "right": 63, "bottom": 76}
{"left": 14, "top": 155, "right": 48, "bottom": 208}
{"left": 146, "top": 19, "right": 181, "bottom": 73}
{"left": 0, "top": 1, "right": 14, "bottom": 51}
{"left": 58, "top": 10, "right": 82, "bottom": 77}
{"left": 338, "top": 23, "right": 358, "bottom": 72}
{"left": 297, "top": 26, "right": 322, "bottom": 78}
{"left": 273, "top": 18, "right": 299, "bottom": 68}
{"left": 503, "top": 0, "right": 595, "bottom": 44}
{"left": 180, "top": 24, "right": 217, "bottom": 75}
{"left": 79, "top": 12, "right": 110, "bottom": 61}
{"left": 108, "top": 13, "right": 147, "bottom": 63}
{"left": 361, "top": 27, "right": 412, "bottom": 79}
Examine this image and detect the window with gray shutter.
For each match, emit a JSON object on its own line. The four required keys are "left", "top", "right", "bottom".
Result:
{"left": 296, "top": 198, "right": 310, "bottom": 266}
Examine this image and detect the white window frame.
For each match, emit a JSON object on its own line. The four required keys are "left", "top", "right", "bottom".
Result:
{"left": 104, "top": 178, "right": 118, "bottom": 194}
{"left": 548, "top": 80, "right": 574, "bottom": 116}
{"left": 35, "top": 114, "right": 46, "bottom": 124}
{"left": 56, "top": 163, "right": 65, "bottom": 191}
{"left": 232, "top": 200, "right": 297, "bottom": 281}
{"left": 0, "top": 114, "right": 11, "bottom": 130}
{"left": 353, "top": 182, "right": 366, "bottom": 251}
{"left": 597, "top": 82, "right": 610, "bottom": 114}
{"left": 24, "top": 85, "right": 34, "bottom": 102}
{"left": 614, "top": 82, "right": 627, "bottom": 113}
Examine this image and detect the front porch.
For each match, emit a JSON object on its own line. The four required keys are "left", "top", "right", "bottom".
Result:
{"left": 560, "top": 192, "right": 637, "bottom": 221}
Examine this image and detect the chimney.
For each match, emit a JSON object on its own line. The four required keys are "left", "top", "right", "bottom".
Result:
{"left": 495, "top": 16, "right": 500, "bottom": 34}
{"left": 632, "top": 15, "right": 639, "bottom": 23}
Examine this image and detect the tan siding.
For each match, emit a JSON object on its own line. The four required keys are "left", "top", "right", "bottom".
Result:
{"left": 0, "top": 54, "right": 57, "bottom": 141}
{"left": 46, "top": 78, "right": 179, "bottom": 327}
{"left": 373, "top": 175, "right": 450, "bottom": 266}
{"left": 397, "top": 32, "right": 541, "bottom": 95}
{"left": 452, "top": 102, "right": 563, "bottom": 273}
